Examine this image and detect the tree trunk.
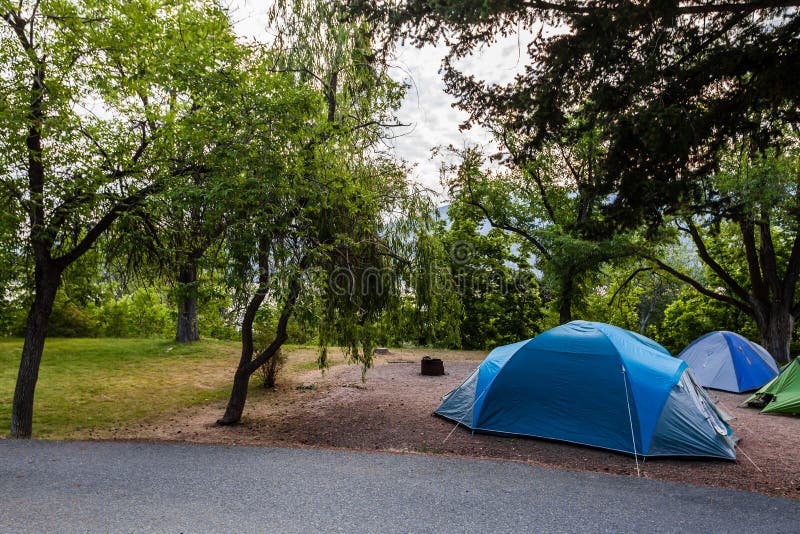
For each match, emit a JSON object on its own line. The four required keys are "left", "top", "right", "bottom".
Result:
{"left": 558, "top": 275, "right": 573, "bottom": 324}
{"left": 218, "top": 367, "right": 251, "bottom": 425}
{"left": 217, "top": 238, "right": 270, "bottom": 425}
{"left": 755, "top": 305, "right": 793, "bottom": 364}
{"left": 10, "top": 261, "right": 62, "bottom": 438}
{"left": 216, "top": 290, "right": 266, "bottom": 425}
{"left": 175, "top": 261, "right": 199, "bottom": 342}
{"left": 218, "top": 255, "right": 303, "bottom": 426}
{"left": 558, "top": 297, "right": 572, "bottom": 324}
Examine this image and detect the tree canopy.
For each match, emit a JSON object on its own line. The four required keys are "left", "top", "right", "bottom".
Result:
{"left": 356, "top": 0, "right": 800, "bottom": 229}
{"left": 353, "top": 0, "right": 800, "bottom": 361}
{"left": 214, "top": 0, "right": 462, "bottom": 424}
{"left": 1, "top": 0, "right": 248, "bottom": 437}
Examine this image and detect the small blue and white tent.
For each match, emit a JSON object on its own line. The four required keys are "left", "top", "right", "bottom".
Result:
{"left": 436, "top": 321, "right": 737, "bottom": 459}
{"left": 678, "top": 331, "right": 778, "bottom": 393}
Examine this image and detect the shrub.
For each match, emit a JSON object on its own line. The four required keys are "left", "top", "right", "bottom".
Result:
{"left": 256, "top": 348, "right": 286, "bottom": 388}
{"left": 47, "top": 290, "right": 101, "bottom": 337}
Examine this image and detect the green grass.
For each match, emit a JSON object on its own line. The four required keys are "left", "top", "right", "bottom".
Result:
{"left": 0, "top": 338, "right": 242, "bottom": 439}
{"left": 0, "top": 339, "right": 485, "bottom": 440}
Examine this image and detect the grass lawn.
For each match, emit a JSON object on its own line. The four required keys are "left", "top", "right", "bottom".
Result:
{"left": 0, "top": 338, "right": 338, "bottom": 439}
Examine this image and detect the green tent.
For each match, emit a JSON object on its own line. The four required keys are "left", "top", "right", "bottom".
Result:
{"left": 745, "top": 358, "right": 800, "bottom": 414}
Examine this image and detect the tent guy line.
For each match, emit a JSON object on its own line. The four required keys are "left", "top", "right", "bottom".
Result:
{"left": 621, "top": 364, "right": 641, "bottom": 477}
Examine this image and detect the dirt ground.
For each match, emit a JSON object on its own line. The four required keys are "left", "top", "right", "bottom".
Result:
{"left": 92, "top": 350, "right": 800, "bottom": 499}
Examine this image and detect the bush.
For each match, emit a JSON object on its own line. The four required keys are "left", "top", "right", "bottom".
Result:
{"left": 1, "top": 279, "right": 245, "bottom": 341}
{"left": 253, "top": 305, "right": 315, "bottom": 345}
{"left": 1, "top": 295, "right": 30, "bottom": 337}
{"left": 255, "top": 348, "right": 286, "bottom": 388}
{"left": 93, "top": 288, "right": 173, "bottom": 338}
{"left": 47, "top": 290, "right": 101, "bottom": 337}
{"left": 655, "top": 289, "right": 758, "bottom": 353}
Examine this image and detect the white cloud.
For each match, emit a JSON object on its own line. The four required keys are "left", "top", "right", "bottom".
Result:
{"left": 387, "top": 34, "right": 532, "bottom": 198}
{"left": 225, "top": 0, "right": 273, "bottom": 43}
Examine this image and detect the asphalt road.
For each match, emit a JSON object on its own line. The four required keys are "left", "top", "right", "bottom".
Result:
{"left": 0, "top": 440, "right": 797, "bottom": 533}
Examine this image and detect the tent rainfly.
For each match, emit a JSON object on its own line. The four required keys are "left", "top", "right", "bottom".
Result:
{"left": 745, "top": 358, "right": 800, "bottom": 415}
{"left": 677, "top": 331, "right": 779, "bottom": 393}
{"left": 435, "top": 321, "right": 738, "bottom": 460}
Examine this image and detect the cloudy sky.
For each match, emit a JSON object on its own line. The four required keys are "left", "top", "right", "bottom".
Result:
{"left": 227, "top": 1, "right": 530, "bottom": 198}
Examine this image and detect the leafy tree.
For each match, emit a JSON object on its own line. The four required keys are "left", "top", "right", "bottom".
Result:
{"left": 215, "top": 0, "right": 459, "bottom": 425}
{"left": 375, "top": 229, "right": 464, "bottom": 349}
{"left": 584, "top": 262, "right": 683, "bottom": 339}
{"left": 437, "top": 202, "right": 543, "bottom": 349}
{"left": 207, "top": 54, "right": 318, "bottom": 425}
{"left": 357, "top": 0, "right": 800, "bottom": 359}
{"left": 656, "top": 288, "right": 758, "bottom": 355}
{"left": 440, "top": 142, "right": 635, "bottom": 324}
{"left": 150, "top": 58, "right": 252, "bottom": 343}
{"left": 640, "top": 145, "right": 800, "bottom": 362}
{"left": 0, "top": 0, "right": 242, "bottom": 437}
{"left": 214, "top": 0, "right": 387, "bottom": 424}
{"left": 357, "top": 0, "right": 800, "bottom": 228}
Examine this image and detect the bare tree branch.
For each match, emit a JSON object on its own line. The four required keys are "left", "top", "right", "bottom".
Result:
{"left": 645, "top": 253, "right": 753, "bottom": 316}
{"left": 608, "top": 267, "right": 652, "bottom": 306}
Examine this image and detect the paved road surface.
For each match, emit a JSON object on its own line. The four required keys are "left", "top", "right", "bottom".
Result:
{"left": 0, "top": 440, "right": 797, "bottom": 533}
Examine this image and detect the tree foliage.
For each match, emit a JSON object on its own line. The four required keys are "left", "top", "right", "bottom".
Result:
{"left": 436, "top": 202, "right": 543, "bottom": 349}
{"left": 656, "top": 288, "right": 758, "bottom": 355}
{"left": 440, "top": 140, "right": 639, "bottom": 324}
{"left": 215, "top": 0, "right": 461, "bottom": 424}
{"left": 0, "top": 0, "right": 248, "bottom": 437}
{"left": 641, "top": 143, "right": 800, "bottom": 361}
{"left": 355, "top": 0, "right": 800, "bottom": 360}
{"left": 357, "top": 0, "right": 800, "bottom": 229}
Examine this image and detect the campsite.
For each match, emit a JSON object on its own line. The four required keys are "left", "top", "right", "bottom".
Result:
{"left": 56, "top": 342, "right": 796, "bottom": 500}
{"left": 3, "top": 0, "right": 800, "bottom": 530}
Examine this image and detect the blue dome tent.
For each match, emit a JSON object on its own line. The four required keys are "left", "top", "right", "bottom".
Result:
{"left": 436, "top": 321, "right": 737, "bottom": 460}
{"left": 678, "top": 331, "right": 778, "bottom": 393}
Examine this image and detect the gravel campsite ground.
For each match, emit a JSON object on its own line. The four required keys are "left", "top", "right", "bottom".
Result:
{"left": 85, "top": 349, "right": 800, "bottom": 500}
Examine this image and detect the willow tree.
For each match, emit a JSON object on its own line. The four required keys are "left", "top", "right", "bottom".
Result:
{"left": 0, "top": 0, "right": 242, "bottom": 438}
{"left": 216, "top": 0, "right": 457, "bottom": 425}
